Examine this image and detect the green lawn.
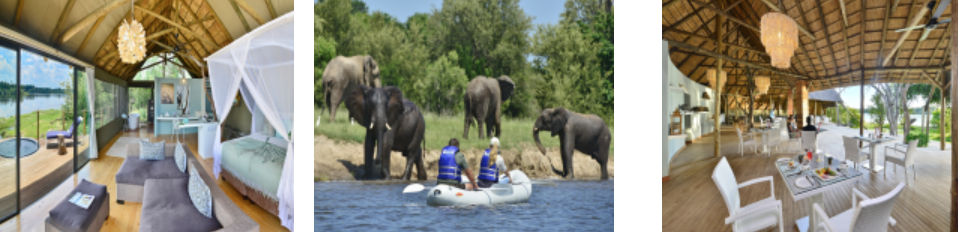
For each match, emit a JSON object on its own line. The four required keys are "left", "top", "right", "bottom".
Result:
{"left": 1, "top": 109, "right": 86, "bottom": 140}
{"left": 315, "top": 106, "right": 614, "bottom": 154}
{"left": 860, "top": 123, "right": 951, "bottom": 142}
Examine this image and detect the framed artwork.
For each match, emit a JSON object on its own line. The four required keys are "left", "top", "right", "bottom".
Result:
{"left": 160, "top": 83, "right": 175, "bottom": 104}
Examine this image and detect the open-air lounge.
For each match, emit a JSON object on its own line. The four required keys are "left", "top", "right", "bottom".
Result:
{"left": 0, "top": 0, "right": 294, "bottom": 231}
{"left": 663, "top": 0, "right": 958, "bottom": 231}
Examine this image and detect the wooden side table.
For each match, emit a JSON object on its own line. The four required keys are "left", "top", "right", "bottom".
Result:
{"left": 57, "top": 134, "right": 66, "bottom": 155}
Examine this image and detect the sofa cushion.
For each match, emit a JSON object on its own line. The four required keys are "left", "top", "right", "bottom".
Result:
{"left": 174, "top": 143, "right": 187, "bottom": 173}
{"left": 115, "top": 159, "right": 189, "bottom": 186}
{"left": 48, "top": 179, "right": 108, "bottom": 232}
{"left": 188, "top": 165, "right": 213, "bottom": 218}
{"left": 141, "top": 178, "right": 222, "bottom": 232}
{"left": 139, "top": 140, "right": 165, "bottom": 160}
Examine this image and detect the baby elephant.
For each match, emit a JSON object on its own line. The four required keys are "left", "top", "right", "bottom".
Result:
{"left": 533, "top": 108, "right": 611, "bottom": 180}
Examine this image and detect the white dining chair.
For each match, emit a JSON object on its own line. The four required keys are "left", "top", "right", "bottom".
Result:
{"left": 812, "top": 182, "right": 904, "bottom": 232}
{"left": 736, "top": 127, "right": 756, "bottom": 157}
{"left": 785, "top": 130, "right": 802, "bottom": 152}
{"left": 765, "top": 128, "right": 782, "bottom": 157}
{"left": 884, "top": 140, "right": 919, "bottom": 180}
{"left": 802, "top": 132, "right": 818, "bottom": 153}
{"left": 843, "top": 136, "right": 871, "bottom": 170}
{"left": 712, "top": 157, "right": 784, "bottom": 232}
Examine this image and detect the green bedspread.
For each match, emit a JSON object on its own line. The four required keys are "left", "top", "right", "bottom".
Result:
{"left": 221, "top": 137, "right": 287, "bottom": 200}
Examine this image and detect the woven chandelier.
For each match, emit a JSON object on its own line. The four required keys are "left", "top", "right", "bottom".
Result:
{"left": 754, "top": 76, "right": 770, "bottom": 95}
{"left": 706, "top": 68, "right": 727, "bottom": 90}
{"left": 117, "top": 0, "right": 145, "bottom": 64}
{"left": 760, "top": 12, "right": 798, "bottom": 69}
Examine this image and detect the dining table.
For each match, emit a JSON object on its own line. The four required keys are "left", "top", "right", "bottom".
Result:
{"left": 774, "top": 153, "right": 864, "bottom": 232}
{"left": 850, "top": 136, "right": 897, "bottom": 173}
{"left": 749, "top": 128, "right": 777, "bottom": 155}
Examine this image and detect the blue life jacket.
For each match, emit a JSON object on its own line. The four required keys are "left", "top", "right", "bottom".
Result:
{"left": 478, "top": 149, "right": 499, "bottom": 182}
{"left": 438, "top": 146, "right": 461, "bottom": 182}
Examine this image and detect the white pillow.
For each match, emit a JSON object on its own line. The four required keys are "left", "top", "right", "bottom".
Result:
{"left": 188, "top": 165, "right": 213, "bottom": 218}
{"left": 174, "top": 142, "right": 187, "bottom": 173}
{"left": 139, "top": 140, "right": 165, "bottom": 160}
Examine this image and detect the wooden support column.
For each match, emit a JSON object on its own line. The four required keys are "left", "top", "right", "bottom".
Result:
{"left": 787, "top": 88, "right": 794, "bottom": 116}
{"left": 952, "top": 0, "right": 958, "bottom": 226}
{"left": 861, "top": 70, "right": 865, "bottom": 148}
{"left": 714, "top": 13, "right": 724, "bottom": 158}
{"left": 796, "top": 81, "right": 809, "bottom": 129}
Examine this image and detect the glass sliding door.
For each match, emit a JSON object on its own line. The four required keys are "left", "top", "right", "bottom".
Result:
{"left": 76, "top": 70, "right": 89, "bottom": 169}
{"left": 0, "top": 45, "right": 18, "bottom": 220}
{"left": 18, "top": 50, "right": 74, "bottom": 209}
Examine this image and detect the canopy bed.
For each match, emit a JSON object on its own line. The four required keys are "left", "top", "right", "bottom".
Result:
{"left": 206, "top": 12, "right": 294, "bottom": 230}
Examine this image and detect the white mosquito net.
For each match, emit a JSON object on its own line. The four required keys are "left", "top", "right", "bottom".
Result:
{"left": 206, "top": 12, "right": 294, "bottom": 230}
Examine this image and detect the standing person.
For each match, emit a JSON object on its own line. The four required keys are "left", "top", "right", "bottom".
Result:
{"left": 477, "top": 137, "right": 513, "bottom": 188}
{"left": 437, "top": 138, "right": 479, "bottom": 190}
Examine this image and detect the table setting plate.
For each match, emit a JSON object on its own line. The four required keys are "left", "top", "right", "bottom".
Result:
{"left": 794, "top": 177, "right": 814, "bottom": 189}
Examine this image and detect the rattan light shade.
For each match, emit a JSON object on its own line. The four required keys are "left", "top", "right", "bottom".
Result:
{"left": 760, "top": 12, "right": 798, "bottom": 69}
{"left": 117, "top": 19, "right": 145, "bottom": 64}
{"left": 754, "top": 76, "right": 770, "bottom": 95}
{"left": 707, "top": 68, "right": 727, "bottom": 90}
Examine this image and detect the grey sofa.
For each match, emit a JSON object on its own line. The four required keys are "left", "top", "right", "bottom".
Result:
{"left": 117, "top": 143, "right": 259, "bottom": 232}
{"left": 115, "top": 143, "right": 189, "bottom": 203}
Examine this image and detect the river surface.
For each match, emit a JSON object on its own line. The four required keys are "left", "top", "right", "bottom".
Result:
{"left": 0, "top": 94, "right": 67, "bottom": 118}
{"left": 315, "top": 180, "right": 614, "bottom": 231}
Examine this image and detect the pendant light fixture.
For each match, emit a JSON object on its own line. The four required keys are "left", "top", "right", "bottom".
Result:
{"left": 760, "top": 12, "right": 799, "bottom": 69}
{"left": 118, "top": 0, "right": 146, "bottom": 64}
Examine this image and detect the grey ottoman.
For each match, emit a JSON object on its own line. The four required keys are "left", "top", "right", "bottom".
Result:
{"left": 45, "top": 179, "right": 110, "bottom": 232}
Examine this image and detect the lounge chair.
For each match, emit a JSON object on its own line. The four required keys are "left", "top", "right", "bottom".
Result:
{"left": 46, "top": 120, "right": 79, "bottom": 148}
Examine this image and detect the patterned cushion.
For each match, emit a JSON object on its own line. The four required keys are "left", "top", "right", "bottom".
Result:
{"left": 175, "top": 142, "right": 187, "bottom": 173}
{"left": 139, "top": 140, "right": 165, "bottom": 160}
{"left": 188, "top": 165, "right": 213, "bottom": 218}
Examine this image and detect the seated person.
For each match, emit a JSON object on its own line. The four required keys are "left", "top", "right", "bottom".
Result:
{"left": 802, "top": 116, "right": 818, "bottom": 135}
{"left": 476, "top": 138, "right": 513, "bottom": 188}
{"left": 786, "top": 115, "right": 800, "bottom": 138}
{"left": 436, "top": 138, "right": 479, "bottom": 190}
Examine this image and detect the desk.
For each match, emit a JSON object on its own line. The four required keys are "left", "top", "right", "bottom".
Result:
{"left": 156, "top": 116, "right": 200, "bottom": 137}
{"left": 175, "top": 121, "right": 218, "bottom": 158}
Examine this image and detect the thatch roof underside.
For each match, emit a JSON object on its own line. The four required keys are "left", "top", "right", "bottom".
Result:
{"left": 0, "top": 0, "right": 292, "bottom": 81}
{"left": 663, "top": 0, "right": 953, "bottom": 101}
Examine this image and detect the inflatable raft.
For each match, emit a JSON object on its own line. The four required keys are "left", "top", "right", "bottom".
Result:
{"left": 425, "top": 170, "right": 533, "bottom": 207}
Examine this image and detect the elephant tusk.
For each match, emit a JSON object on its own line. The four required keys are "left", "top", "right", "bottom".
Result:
{"left": 369, "top": 118, "right": 375, "bottom": 130}
{"left": 350, "top": 117, "right": 355, "bottom": 126}
{"left": 386, "top": 123, "right": 392, "bottom": 131}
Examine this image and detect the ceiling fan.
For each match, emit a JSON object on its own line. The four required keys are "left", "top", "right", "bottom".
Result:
{"left": 895, "top": 0, "right": 952, "bottom": 41}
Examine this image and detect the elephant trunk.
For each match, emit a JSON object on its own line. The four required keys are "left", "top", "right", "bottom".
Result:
{"left": 534, "top": 128, "right": 547, "bottom": 156}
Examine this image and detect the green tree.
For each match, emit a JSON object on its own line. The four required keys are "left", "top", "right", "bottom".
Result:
{"left": 351, "top": 0, "right": 368, "bottom": 14}
{"left": 868, "top": 92, "right": 886, "bottom": 131}
{"left": 315, "top": 0, "right": 356, "bottom": 54}
{"left": 430, "top": 0, "right": 533, "bottom": 79}
{"left": 412, "top": 51, "right": 468, "bottom": 115}
{"left": 531, "top": 21, "right": 609, "bottom": 119}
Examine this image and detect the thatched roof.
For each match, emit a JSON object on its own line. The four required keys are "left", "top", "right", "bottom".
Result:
{"left": 809, "top": 89, "right": 844, "bottom": 103}
{"left": 663, "top": 0, "right": 952, "bottom": 101}
{"left": 0, "top": 0, "right": 292, "bottom": 81}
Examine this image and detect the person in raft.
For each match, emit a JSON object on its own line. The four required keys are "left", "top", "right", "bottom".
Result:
{"left": 437, "top": 138, "right": 479, "bottom": 190}
{"left": 477, "top": 137, "right": 513, "bottom": 188}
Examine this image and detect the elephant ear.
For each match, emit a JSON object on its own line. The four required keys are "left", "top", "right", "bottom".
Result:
{"left": 345, "top": 85, "right": 372, "bottom": 127}
{"left": 551, "top": 108, "right": 569, "bottom": 137}
{"left": 497, "top": 76, "right": 515, "bottom": 102}
{"left": 384, "top": 86, "right": 405, "bottom": 125}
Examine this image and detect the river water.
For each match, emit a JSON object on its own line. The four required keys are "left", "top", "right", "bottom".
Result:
{"left": 0, "top": 94, "right": 67, "bottom": 118}
{"left": 315, "top": 180, "right": 614, "bottom": 231}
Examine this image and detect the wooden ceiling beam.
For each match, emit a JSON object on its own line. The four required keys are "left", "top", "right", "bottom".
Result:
{"left": 737, "top": 0, "right": 810, "bottom": 79}
{"left": 176, "top": 0, "right": 218, "bottom": 56}
{"left": 264, "top": 0, "right": 277, "bottom": 19}
{"left": 670, "top": 13, "right": 718, "bottom": 71}
{"left": 666, "top": 3, "right": 708, "bottom": 33}
{"left": 75, "top": 15, "right": 105, "bottom": 56}
{"left": 811, "top": 0, "right": 843, "bottom": 74}
{"left": 52, "top": 0, "right": 78, "bottom": 45}
{"left": 689, "top": 0, "right": 760, "bottom": 33}
{"left": 795, "top": 0, "right": 831, "bottom": 76}
{"left": 883, "top": 0, "right": 933, "bottom": 67}
{"left": 60, "top": 0, "right": 139, "bottom": 45}
{"left": 666, "top": 38, "right": 808, "bottom": 79}
{"left": 756, "top": 0, "right": 816, "bottom": 40}
{"left": 228, "top": 0, "right": 252, "bottom": 32}
{"left": 664, "top": 0, "right": 683, "bottom": 9}
{"left": 232, "top": 0, "right": 266, "bottom": 25}
{"left": 14, "top": 0, "right": 25, "bottom": 28}
{"left": 663, "top": 27, "right": 768, "bottom": 57}
{"left": 134, "top": 5, "right": 219, "bottom": 50}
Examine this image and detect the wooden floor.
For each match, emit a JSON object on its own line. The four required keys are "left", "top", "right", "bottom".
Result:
{"left": 663, "top": 124, "right": 951, "bottom": 232}
{"left": 0, "top": 133, "right": 89, "bottom": 215}
{"left": 0, "top": 125, "right": 288, "bottom": 232}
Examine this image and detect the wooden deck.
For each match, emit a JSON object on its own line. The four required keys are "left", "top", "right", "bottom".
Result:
{"left": 0, "top": 126, "right": 288, "bottom": 232}
{"left": 663, "top": 124, "right": 951, "bottom": 231}
{"left": 0, "top": 134, "right": 89, "bottom": 215}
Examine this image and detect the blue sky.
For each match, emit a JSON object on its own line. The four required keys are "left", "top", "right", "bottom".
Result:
{"left": 319, "top": 0, "right": 567, "bottom": 26}
{"left": 0, "top": 48, "right": 73, "bottom": 89}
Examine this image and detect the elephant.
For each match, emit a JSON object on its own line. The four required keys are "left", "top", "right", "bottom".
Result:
{"left": 463, "top": 75, "right": 515, "bottom": 139}
{"left": 345, "top": 85, "right": 427, "bottom": 180}
{"left": 533, "top": 108, "right": 611, "bottom": 180}
{"left": 321, "top": 55, "right": 382, "bottom": 121}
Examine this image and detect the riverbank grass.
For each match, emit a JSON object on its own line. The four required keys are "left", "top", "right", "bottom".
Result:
{"left": 0, "top": 109, "right": 85, "bottom": 140}
{"left": 315, "top": 107, "right": 613, "bottom": 154}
